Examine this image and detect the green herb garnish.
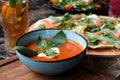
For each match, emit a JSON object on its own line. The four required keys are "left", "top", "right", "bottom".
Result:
{"left": 14, "top": 31, "right": 67, "bottom": 57}
{"left": 86, "top": 32, "right": 120, "bottom": 46}
{"left": 9, "top": 0, "right": 21, "bottom": 7}
{"left": 14, "top": 46, "right": 38, "bottom": 56}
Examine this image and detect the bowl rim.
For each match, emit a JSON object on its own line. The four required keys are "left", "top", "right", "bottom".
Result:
{"left": 15, "top": 29, "right": 88, "bottom": 63}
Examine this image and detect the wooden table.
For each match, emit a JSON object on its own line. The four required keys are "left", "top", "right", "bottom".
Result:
{"left": 0, "top": 0, "right": 118, "bottom": 79}
{"left": 0, "top": 56, "right": 116, "bottom": 80}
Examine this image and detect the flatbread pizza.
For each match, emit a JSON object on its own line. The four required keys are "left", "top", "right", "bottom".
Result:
{"left": 29, "top": 13, "right": 120, "bottom": 49}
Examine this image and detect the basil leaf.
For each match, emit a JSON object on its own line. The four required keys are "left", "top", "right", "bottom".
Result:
{"left": 49, "top": 16, "right": 60, "bottom": 23}
{"left": 62, "top": 13, "right": 73, "bottom": 21}
{"left": 102, "top": 32, "right": 120, "bottom": 44}
{"left": 14, "top": 46, "right": 38, "bottom": 56}
{"left": 36, "top": 36, "right": 47, "bottom": 48}
{"left": 101, "top": 18, "right": 115, "bottom": 30}
{"left": 44, "top": 49, "right": 55, "bottom": 57}
{"left": 36, "top": 36, "right": 42, "bottom": 48}
{"left": 48, "top": 31, "right": 67, "bottom": 47}
{"left": 86, "top": 32, "right": 120, "bottom": 46}
{"left": 86, "top": 32, "right": 100, "bottom": 46}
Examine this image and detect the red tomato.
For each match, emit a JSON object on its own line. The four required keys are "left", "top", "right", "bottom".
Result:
{"left": 94, "top": 4, "right": 101, "bottom": 9}
{"left": 51, "top": 0, "right": 58, "bottom": 4}
{"left": 64, "top": 4, "right": 73, "bottom": 10}
{"left": 96, "top": 19, "right": 102, "bottom": 26}
{"left": 112, "top": 32, "right": 120, "bottom": 39}
{"left": 100, "top": 40, "right": 107, "bottom": 44}
{"left": 73, "top": 14, "right": 81, "bottom": 19}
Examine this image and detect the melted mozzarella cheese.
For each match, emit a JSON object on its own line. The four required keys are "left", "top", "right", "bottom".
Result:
{"left": 87, "top": 14, "right": 100, "bottom": 20}
{"left": 115, "top": 24, "right": 120, "bottom": 33}
{"left": 87, "top": 14, "right": 100, "bottom": 24}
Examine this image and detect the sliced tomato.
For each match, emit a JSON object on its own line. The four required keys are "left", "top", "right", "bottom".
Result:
{"left": 42, "top": 20, "right": 55, "bottom": 28}
{"left": 64, "top": 4, "right": 73, "bottom": 10}
{"left": 51, "top": 0, "right": 58, "bottom": 4}
{"left": 54, "top": 22, "right": 61, "bottom": 27}
{"left": 96, "top": 19, "right": 102, "bottom": 26}
{"left": 112, "top": 32, "right": 120, "bottom": 39}
{"left": 94, "top": 4, "right": 101, "bottom": 9}
{"left": 65, "top": 21, "right": 73, "bottom": 26}
{"left": 93, "top": 31, "right": 103, "bottom": 35}
{"left": 100, "top": 40, "right": 107, "bottom": 44}
{"left": 73, "top": 14, "right": 81, "bottom": 19}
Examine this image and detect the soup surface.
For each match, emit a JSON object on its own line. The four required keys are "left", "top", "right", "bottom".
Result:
{"left": 25, "top": 40, "right": 83, "bottom": 61}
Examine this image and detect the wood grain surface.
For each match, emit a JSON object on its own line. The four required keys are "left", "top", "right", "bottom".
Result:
{"left": 87, "top": 48, "right": 120, "bottom": 57}
{"left": 0, "top": 56, "right": 18, "bottom": 66}
{"left": 0, "top": 60, "right": 116, "bottom": 80}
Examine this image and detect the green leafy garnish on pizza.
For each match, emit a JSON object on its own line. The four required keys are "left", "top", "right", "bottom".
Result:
{"left": 29, "top": 13, "right": 120, "bottom": 49}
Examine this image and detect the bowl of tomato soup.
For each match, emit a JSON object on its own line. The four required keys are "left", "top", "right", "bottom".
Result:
{"left": 15, "top": 29, "right": 87, "bottom": 75}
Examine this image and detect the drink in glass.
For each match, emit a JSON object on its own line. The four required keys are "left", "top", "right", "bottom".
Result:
{"left": 0, "top": 0, "right": 28, "bottom": 53}
{"left": 109, "top": 0, "right": 120, "bottom": 17}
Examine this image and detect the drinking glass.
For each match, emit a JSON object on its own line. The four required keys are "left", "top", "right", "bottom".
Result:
{"left": 0, "top": 0, "right": 29, "bottom": 53}
{"left": 109, "top": 0, "right": 120, "bottom": 17}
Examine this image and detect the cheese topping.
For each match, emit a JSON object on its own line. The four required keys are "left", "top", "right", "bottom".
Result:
{"left": 37, "top": 47, "right": 60, "bottom": 58}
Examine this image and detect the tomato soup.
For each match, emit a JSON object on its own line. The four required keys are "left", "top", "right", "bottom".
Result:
{"left": 25, "top": 40, "right": 83, "bottom": 61}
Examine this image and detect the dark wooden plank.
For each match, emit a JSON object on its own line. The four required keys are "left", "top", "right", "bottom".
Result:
{"left": 0, "top": 55, "right": 18, "bottom": 66}
{"left": 0, "top": 60, "right": 116, "bottom": 80}
{"left": 87, "top": 48, "right": 120, "bottom": 57}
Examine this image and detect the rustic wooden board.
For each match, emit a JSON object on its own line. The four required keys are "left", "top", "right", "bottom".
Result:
{"left": 87, "top": 48, "right": 120, "bottom": 57}
{"left": 0, "top": 55, "right": 18, "bottom": 66}
{"left": 0, "top": 60, "right": 116, "bottom": 80}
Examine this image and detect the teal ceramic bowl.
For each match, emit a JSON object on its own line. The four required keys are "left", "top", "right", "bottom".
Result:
{"left": 15, "top": 29, "right": 87, "bottom": 75}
